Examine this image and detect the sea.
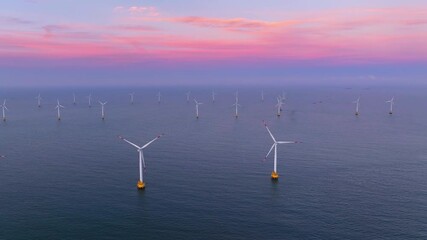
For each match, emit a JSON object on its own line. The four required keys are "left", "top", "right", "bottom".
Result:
{"left": 0, "top": 86, "right": 426, "bottom": 239}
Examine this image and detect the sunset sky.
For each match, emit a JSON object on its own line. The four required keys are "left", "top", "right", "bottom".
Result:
{"left": 1, "top": 0, "right": 426, "bottom": 86}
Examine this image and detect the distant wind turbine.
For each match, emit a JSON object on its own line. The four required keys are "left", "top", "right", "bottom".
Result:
{"left": 119, "top": 134, "right": 164, "bottom": 189}
{"left": 36, "top": 94, "right": 42, "bottom": 108}
{"left": 275, "top": 97, "right": 283, "bottom": 117}
{"left": 186, "top": 91, "right": 191, "bottom": 103}
{"left": 194, "top": 99, "right": 203, "bottom": 118}
{"left": 261, "top": 90, "right": 264, "bottom": 102}
{"left": 129, "top": 93, "right": 135, "bottom": 104}
{"left": 99, "top": 101, "right": 107, "bottom": 119}
{"left": 55, "top": 99, "right": 64, "bottom": 120}
{"left": 232, "top": 96, "right": 241, "bottom": 118}
{"left": 212, "top": 90, "right": 216, "bottom": 103}
{"left": 386, "top": 97, "right": 394, "bottom": 115}
{"left": 73, "top": 93, "right": 76, "bottom": 105}
{"left": 263, "top": 121, "right": 300, "bottom": 180}
{"left": 87, "top": 94, "right": 92, "bottom": 108}
{"left": 353, "top": 97, "right": 360, "bottom": 116}
{"left": 1, "top": 99, "right": 8, "bottom": 121}
{"left": 157, "top": 92, "right": 161, "bottom": 103}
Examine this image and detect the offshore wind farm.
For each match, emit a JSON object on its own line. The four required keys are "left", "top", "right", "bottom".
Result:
{"left": 1, "top": 86, "right": 427, "bottom": 239}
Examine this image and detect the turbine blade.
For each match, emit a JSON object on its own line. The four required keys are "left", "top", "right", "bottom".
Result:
{"left": 264, "top": 143, "right": 275, "bottom": 160}
{"left": 118, "top": 136, "right": 141, "bottom": 149}
{"left": 277, "top": 141, "right": 299, "bottom": 144}
{"left": 263, "top": 121, "right": 276, "bottom": 142}
{"left": 141, "top": 150, "right": 146, "bottom": 168}
{"left": 141, "top": 134, "right": 164, "bottom": 149}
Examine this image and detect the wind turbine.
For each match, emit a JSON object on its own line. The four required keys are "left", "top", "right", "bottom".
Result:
{"left": 194, "top": 99, "right": 203, "bottom": 118}
{"left": 36, "top": 94, "right": 42, "bottom": 108}
{"left": 1, "top": 100, "right": 8, "bottom": 121}
{"left": 73, "top": 93, "right": 76, "bottom": 105}
{"left": 232, "top": 95, "right": 241, "bottom": 118}
{"left": 263, "top": 121, "right": 299, "bottom": 180}
{"left": 261, "top": 90, "right": 264, "bottom": 102}
{"left": 186, "top": 91, "right": 191, "bottom": 103}
{"left": 157, "top": 92, "right": 161, "bottom": 103}
{"left": 119, "top": 134, "right": 163, "bottom": 189}
{"left": 99, "top": 101, "right": 107, "bottom": 119}
{"left": 275, "top": 97, "right": 283, "bottom": 117}
{"left": 212, "top": 90, "right": 216, "bottom": 103}
{"left": 87, "top": 94, "right": 92, "bottom": 108}
{"left": 129, "top": 93, "right": 135, "bottom": 104}
{"left": 55, "top": 99, "right": 64, "bottom": 120}
{"left": 386, "top": 97, "right": 394, "bottom": 115}
{"left": 353, "top": 97, "right": 360, "bottom": 116}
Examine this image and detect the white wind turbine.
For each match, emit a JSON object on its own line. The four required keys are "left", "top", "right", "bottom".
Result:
{"left": 73, "top": 93, "right": 76, "bottom": 105}
{"left": 129, "top": 93, "right": 135, "bottom": 104}
{"left": 212, "top": 90, "right": 216, "bottom": 103}
{"left": 1, "top": 100, "right": 8, "bottom": 121}
{"left": 386, "top": 97, "right": 394, "bottom": 115}
{"left": 99, "top": 101, "right": 107, "bottom": 119}
{"left": 36, "top": 94, "right": 42, "bottom": 108}
{"left": 353, "top": 97, "right": 360, "bottom": 115}
{"left": 186, "top": 91, "right": 191, "bottom": 103}
{"left": 263, "top": 121, "right": 300, "bottom": 180}
{"left": 157, "top": 92, "right": 161, "bottom": 103}
{"left": 261, "top": 90, "right": 264, "bottom": 102}
{"left": 275, "top": 97, "right": 283, "bottom": 117}
{"left": 194, "top": 99, "right": 203, "bottom": 118}
{"left": 87, "top": 94, "right": 92, "bottom": 108}
{"left": 55, "top": 99, "right": 64, "bottom": 120}
{"left": 232, "top": 95, "right": 241, "bottom": 118}
{"left": 119, "top": 134, "right": 163, "bottom": 189}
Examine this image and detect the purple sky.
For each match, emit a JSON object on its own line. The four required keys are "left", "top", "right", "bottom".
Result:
{"left": 0, "top": 0, "right": 426, "bottom": 86}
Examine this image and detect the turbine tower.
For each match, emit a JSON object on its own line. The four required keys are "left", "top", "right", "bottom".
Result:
{"left": 261, "top": 90, "right": 264, "bottom": 102}
{"left": 212, "top": 90, "right": 216, "bottom": 103}
{"left": 1, "top": 100, "right": 8, "bottom": 121}
{"left": 36, "top": 94, "right": 42, "bottom": 108}
{"left": 386, "top": 97, "right": 394, "bottom": 115}
{"left": 55, "top": 99, "right": 64, "bottom": 120}
{"left": 129, "top": 93, "right": 135, "bottom": 104}
{"left": 232, "top": 95, "right": 241, "bottom": 118}
{"left": 263, "top": 121, "right": 299, "bottom": 180}
{"left": 99, "top": 101, "right": 107, "bottom": 119}
{"left": 353, "top": 97, "right": 360, "bottom": 116}
{"left": 87, "top": 94, "right": 92, "bottom": 108}
{"left": 186, "top": 91, "right": 191, "bottom": 103}
{"left": 275, "top": 97, "right": 283, "bottom": 117}
{"left": 119, "top": 134, "right": 163, "bottom": 189}
{"left": 194, "top": 99, "right": 203, "bottom": 118}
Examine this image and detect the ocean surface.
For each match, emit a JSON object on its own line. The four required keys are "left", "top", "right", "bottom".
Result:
{"left": 0, "top": 86, "right": 426, "bottom": 239}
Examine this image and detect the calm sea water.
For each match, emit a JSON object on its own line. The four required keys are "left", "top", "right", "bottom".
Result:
{"left": 0, "top": 86, "right": 426, "bottom": 239}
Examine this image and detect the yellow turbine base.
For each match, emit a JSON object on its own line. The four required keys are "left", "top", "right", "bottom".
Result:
{"left": 271, "top": 171, "right": 279, "bottom": 180}
{"left": 137, "top": 181, "right": 145, "bottom": 189}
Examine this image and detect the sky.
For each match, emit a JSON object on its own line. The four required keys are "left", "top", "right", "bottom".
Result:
{"left": 0, "top": 0, "right": 426, "bottom": 86}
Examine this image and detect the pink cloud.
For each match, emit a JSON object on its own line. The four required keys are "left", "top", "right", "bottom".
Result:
{"left": 114, "top": 6, "right": 159, "bottom": 17}
{"left": 170, "top": 16, "right": 293, "bottom": 32}
{"left": 0, "top": 7, "right": 426, "bottom": 67}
